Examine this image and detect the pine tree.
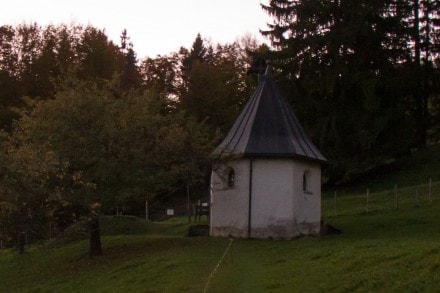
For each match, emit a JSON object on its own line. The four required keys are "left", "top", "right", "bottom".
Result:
{"left": 261, "top": 0, "right": 413, "bottom": 181}
{"left": 0, "top": 26, "right": 21, "bottom": 130}
{"left": 77, "top": 26, "right": 121, "bottom": 81}
{"left": 404, "top": 0, "right": 440, "bottom": 145}
{"left": 119, "top": 29, "right": 143, "bottom": 91}
{"left": 181, "top": 33, "right": 208, "bottom": 75}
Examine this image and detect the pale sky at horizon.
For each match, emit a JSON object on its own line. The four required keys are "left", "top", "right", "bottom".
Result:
{"left": 2, "top": 0, "right": 271, "bottom": 59}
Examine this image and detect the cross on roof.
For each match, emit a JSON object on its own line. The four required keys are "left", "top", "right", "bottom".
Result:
{"left": 247, "top": 56, "right": 267, "bottom": 81}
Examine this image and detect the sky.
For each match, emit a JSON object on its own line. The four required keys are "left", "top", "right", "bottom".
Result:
{"left": 2, "top": 0, "right": 270, "bottom": 59}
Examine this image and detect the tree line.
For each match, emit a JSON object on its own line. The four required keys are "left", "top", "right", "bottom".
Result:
{"left": 0, "top": 23, "right": 260, "bottom": 255}
{"left": 0, "top": 0, "right": 439, "bottom": 255}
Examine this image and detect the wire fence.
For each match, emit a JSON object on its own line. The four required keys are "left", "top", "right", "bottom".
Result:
{"left": 322, "top": 179, "right": 440, "bottom": 218}
{"left": 123, "top": 191, "right": 209, "bottom": 222}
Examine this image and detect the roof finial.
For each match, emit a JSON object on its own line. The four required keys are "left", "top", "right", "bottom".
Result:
{"left": 247, "top": 56, "right": 267, "bottom": 84}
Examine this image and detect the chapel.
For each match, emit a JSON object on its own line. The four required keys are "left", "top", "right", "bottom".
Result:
{"left": 210, "top": 65, "right": 327, "bottom": 239}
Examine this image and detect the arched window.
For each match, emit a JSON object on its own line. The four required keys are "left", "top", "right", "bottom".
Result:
{"left": 228, "top": 168, "right": 235, "bottom": 187}
{"left": 303, "top": 170, "right": 311, "bottom": 193}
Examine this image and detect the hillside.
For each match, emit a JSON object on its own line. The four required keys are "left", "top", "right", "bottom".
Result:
{"left": 326, "top": 143, "right": 440, "bottom": 193}
{"left": 0, "top": 144, "right": 439, "bottom": 292}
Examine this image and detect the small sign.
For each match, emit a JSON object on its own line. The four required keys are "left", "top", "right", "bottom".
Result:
{"left": 166, "top": 209, "right": 174, "bottom": 216}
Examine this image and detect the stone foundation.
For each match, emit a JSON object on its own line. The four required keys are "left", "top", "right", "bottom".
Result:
{"left": 210, "top": 222, "right": 320, "bottom": 239}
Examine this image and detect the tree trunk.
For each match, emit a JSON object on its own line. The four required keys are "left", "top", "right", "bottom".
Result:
{"left": 412, "top": 0, "right": 428, "bottom": 146}
{"left": 17, "top": 232, "right": 25, "bottom": 254}
{"left": 88, "top": 214, "right": 103, "bottom": 257}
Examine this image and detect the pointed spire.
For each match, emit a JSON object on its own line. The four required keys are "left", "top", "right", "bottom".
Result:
{"left": 213, "top": 67, "right": 327, "bottom": 163}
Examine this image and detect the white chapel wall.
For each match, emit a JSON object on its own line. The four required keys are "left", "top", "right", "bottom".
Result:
{"left": 210, "top": 159, "right": 250, "bottom": 237}
{"left": 251, "top": 159, "right": 295, "bottom": 238}
{"left": 292, "top": 160, "right": 321, "bottom": 235}
{"left": 210, "top": 158, "right": 322, "bottom": 239}
{"left": 246, "top": 158, "right": 321, "bottom": 238}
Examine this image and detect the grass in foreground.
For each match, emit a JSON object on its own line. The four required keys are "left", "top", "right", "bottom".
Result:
{"left": 1, "top": 144, "right": 440, "bottom": 292}
{"left": 0, "top": 217, "right": 225, "bottom": 292}
{"left": 1, "top": 200, "right": 440, "bottom": 292}
{"left": 212, "top": 203, "right": 440, "bottom": 292}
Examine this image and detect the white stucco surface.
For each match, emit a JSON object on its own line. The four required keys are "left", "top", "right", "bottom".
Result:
{"left": 251, "top": 159, "right": 295, "bottom": 238}
{"left": 210, "top": 160, "right": 250, "bottom": 237}
{"left": 210, "top": 158, "right": 322, "bottom": 239}
{"left": 291, "top": 160, "right": 321, "bottom": 235}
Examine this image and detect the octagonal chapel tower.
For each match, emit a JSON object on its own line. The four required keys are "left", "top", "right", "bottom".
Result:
{"left": 210, "top": 65, "right": 327, "bottom": 239}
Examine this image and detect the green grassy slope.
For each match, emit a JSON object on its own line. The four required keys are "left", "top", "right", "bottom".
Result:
{"left": 0, "top": 144, "right": 439, "bottom": 292}
{"left": 0, "top": 218, "right": 222, "bottom": 292}
{"left": 326, "top": 144, "right": 440, "bottom": 194}
{"left": 212, "top": 205, "right": 440, "bottom": 292}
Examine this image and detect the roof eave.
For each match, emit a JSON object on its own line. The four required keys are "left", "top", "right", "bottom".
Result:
{"left": 242, "top": 153, "right": 327, "bottom": 164}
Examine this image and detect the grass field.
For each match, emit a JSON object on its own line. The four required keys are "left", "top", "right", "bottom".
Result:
{"left": 1, "top": 145, "right": 439, "bottom": 292}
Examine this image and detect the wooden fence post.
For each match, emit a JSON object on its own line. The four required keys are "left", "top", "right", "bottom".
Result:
{"left": 395, "top": 184, "right": 398, "bottom": 209}
{"left": 145, "top": 200, "right": 149, "bottom": 221}
{"left": 415, "top": 188, "right": 420, "bottom": 207}
{"left": 187, "top": 184, "right": 191, "bottom": 223}
{"left": 429, "top": 178, "right": 432, "bottom": 204}
{"left": 366, "top": 188, "right": 369, "bottom": 213}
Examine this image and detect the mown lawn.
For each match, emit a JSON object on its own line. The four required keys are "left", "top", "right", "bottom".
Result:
{"left": 0, "top": 219, "right": 228, "bottom": 292}
{"left": 1, "top": 197, "right": 440, "bottom": 292}
{"left": 211, "top": 203, "right": 440, "bottom": 292}
{"left": 1, "top": 145, "right": 440, "bottom": 292}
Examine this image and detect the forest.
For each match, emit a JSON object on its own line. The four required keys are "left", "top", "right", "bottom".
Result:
{"left": 0, "top": 0, "right": 439, "bottom": 255}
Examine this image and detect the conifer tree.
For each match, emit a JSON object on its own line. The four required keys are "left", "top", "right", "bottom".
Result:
{"left": 261, "top": 0, "right": 414, "bottom": 181}
{"left": 403, "top": 0, "right": 440, "bottom": 145}
{"left": 119, "top": 29, "right": 143, "bottom": 91}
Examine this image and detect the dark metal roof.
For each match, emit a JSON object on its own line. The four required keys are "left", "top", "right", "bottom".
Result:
{"left": 213, "top": 66, "right": 327, "bottom": 163}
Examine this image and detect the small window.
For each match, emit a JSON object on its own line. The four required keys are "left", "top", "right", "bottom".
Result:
{"left": 303, "top": 170, "right": 312, "bottom": 194}
{"left": 228, "top": 168, "right": 235, "bottom": 187}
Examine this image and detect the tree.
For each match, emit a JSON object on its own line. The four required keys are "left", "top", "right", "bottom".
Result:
{"left": 5, "top": 75, "right": 216, "bottom": 255}
{"left": 181, "top": 33, "right": 208, "bottom": 76}
{"left": 178, "top": 35, "right": 255, "bottom": 134}
{"left": 140, "top": 34, "right": 257, "bottom": 136}
{"left": 0, "top": 128, "right": 77, "bottom": 253}
{"left": 403, "top": 0, "right": 440, "bottom": 145}
{"left": 29, "top": 25, "right": 59, "bottom": 99}
{"left": 180, "top": 53, "right": 248, "bottom": 133}
{"left": 119, "top": 29, "right": 143, "bottom": 91}
{"left": 261, "top": 0, "right": 419, "bottom": 182}
{"left": 6, "top": 78, "right": 121, "bottom": 256}
{"left": 140, "top": 53, "right": 180, "bottom": 99}
{"left": 77, "top": 26, "right": 121, "bottom": 81}
{"left": 0, "top": 70, "right": 20, "bottom": 131}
